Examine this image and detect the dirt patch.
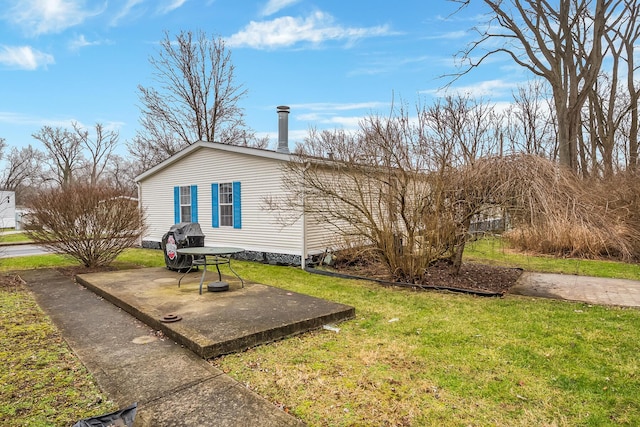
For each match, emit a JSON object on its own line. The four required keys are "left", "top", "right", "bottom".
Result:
{"left": 420, "top": 262, "right": 523, "bottom": 294}
{"left": 0, "top": 274, "right": 25, "bottom": 293}
{"left": 328, "top": 258, "right": 522, "bottom": 295}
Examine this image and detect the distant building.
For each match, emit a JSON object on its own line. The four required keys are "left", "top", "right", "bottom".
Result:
{"left": 0, "top": 190, "right": 16, "bottom": 229}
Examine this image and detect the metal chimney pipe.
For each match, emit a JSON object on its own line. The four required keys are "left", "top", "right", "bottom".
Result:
{"left": 276, "top": 105, "right": 290, "bottom": 154}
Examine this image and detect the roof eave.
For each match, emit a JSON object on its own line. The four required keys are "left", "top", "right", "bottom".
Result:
{"left": 135, "top": 141, "right": 293, "bottom": 183}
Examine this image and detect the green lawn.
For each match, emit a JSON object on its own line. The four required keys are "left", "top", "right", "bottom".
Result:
{"left": 212, "top": 259, "right": 640, "bottom": 426}
{"left": 2, "top": 241, "right": 640, "bottom": 426}
{"left": 0, "top": 232, "right": 32, "bottom": 244}
{"left": 465, "top": 237, "right": 640, "bottom": 280}
{"left": 0, "top": 275, "right": 116, "bottom": 425}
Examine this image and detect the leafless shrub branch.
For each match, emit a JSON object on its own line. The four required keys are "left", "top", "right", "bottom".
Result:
{"left": 25, "top": 183, "right": 146, "bottom": 267}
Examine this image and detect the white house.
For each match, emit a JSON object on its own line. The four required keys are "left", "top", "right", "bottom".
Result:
{"left": 0, "top": 190, "right": 16, "bottom": 229}
{"left": 135, "top": 111, "right": 338, "bottom": 267}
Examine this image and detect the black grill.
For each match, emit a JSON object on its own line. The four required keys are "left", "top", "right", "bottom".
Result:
{"left": 161, "top": 222, "right": 205, "bottom": 271}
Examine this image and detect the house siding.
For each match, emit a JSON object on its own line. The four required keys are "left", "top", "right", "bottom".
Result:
{"left": 138, "top": 146, "right": 303, "bottom": 257}
{"left": 305, "top": 214, "right": 344, "bottom": 255}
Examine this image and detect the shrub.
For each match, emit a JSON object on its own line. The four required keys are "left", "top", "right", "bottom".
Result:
{"left": 498, "top": 157, "right": 640, "bottom": 261}
{"left": 25, "top": 183, "right": 146, "bottom": 267}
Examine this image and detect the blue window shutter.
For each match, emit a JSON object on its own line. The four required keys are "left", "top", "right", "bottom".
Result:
{"left": 173, "top": 186, "right": 180, "bottom": 224}
{"left": 233, "top": 181, "right": 241, "bottom": 229}
{"left": 211, "top": 183, "right": 219, "bottom": 228}
{"left": 191, "top": 185, "right": 198, "bottom": 223}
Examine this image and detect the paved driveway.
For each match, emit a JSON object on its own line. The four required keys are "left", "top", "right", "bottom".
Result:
{"left": 510, "top": 272, "right": 640, "bottom": 308}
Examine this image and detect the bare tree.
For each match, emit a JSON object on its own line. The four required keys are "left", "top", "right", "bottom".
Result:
{"left": 423, "top": 94, "right": 500, "bottom": 166}
{"left": 451, "top": 0, "right": 628, "bottom": 173}
{"left": 503, "top": 80, "right": 557, "bottom": 159}
{"left": 25, "top": 183, "right": 146, "bottom": 267}
{"left": 127, "top": 118, "right": 184, "bottom": 171}
{"left": 131, "top": 29, "right": 255, "bottom": 166}
{"left": 618, "top": 0, "right": 640, "bottom": 171}
{"left": 32, "top": 126, "right": 83, "bottom": 186}
{"left": 73, "top": 122, "right": 118, "bottom": 185}
{"left": 102, "top": 154, "right": 140, "bottom": 197}
{"left": 421, "top": 95, "right": 503, "bottom": 272}
{"left": 0, "top": 145, "right": 45, "bottom": 203}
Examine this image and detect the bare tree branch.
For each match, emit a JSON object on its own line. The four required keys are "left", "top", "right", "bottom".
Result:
{"left": 32, "top": 126, "right": 84, "bottom": 187}
{"left": 131, "top": 30, "right": 258, "bottom": 167}
{"left": 449, "top": 0, "right": 630, "bottom": 173}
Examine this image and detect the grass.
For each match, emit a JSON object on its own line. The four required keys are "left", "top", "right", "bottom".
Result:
{"left": 0, "top": 276, "right": 116, "bottom": 425}
{"left": 0, "top": 232, "right": 32, "bottom": 244}
{"left": 465, "top": 237, "right": 640, "bottom": 280}
{"left": 0, "top": 248, "right": 166, "bottom": 273}
{"left": 2, "top": 239, "right": 640, "bottom": 426}
{"left": 0, "top": 254, "right": 75, "bottom": 272}
{"left": 210, "top": 260, "right": 640, "bottom": 426}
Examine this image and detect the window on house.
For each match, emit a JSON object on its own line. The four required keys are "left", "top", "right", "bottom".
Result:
{"left": 211, "top": 181, "right": 241, "bottom": 229}
{"left": 174, "top": 185, "right": 198, "bottom": 224}
{"left": 180, "top": 186, "right": 192, "bottom": 223}
{"left": 219, "top": 183, "right": 233, "bottom": 227}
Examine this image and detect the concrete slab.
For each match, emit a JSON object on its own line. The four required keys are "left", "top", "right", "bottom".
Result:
{"left": 75, "top": 267, "right": 355, "bottom": 359}
{"left": 20, "top": 269, "right": 304, "bottom": 426}
{"left": 510, "top": 272, "right": 640, "bottom": 307}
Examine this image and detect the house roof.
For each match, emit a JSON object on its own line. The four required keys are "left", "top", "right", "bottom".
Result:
{"left": 135, "top": 141, "right": 293, "bottom": 183}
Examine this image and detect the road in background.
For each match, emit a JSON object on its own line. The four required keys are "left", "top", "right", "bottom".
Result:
{"left": 0, "top": 244, "right": 54, "bottom": 258}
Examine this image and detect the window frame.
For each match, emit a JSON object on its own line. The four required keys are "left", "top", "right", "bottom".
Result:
{"left": 179, "top": 186, "right": 192, "bottom": 223}
{"left": 219, "top": 182, "right": 233, "bottom": 227}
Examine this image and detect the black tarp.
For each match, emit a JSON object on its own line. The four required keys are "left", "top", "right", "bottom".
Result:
{"left": 72, "top": 403, "right": 137, "bottom": 427}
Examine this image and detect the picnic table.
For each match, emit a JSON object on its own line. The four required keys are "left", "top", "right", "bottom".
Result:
{"left": 176, "top": 246, "right": 245, "bottom": 294}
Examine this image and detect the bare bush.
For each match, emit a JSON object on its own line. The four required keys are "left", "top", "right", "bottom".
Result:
{"left": 276, "top": 99, "right": 507, "bottom": 282}
{"left": 474, "top": 155, "right": 640, "bottom": 260}
{"left": 25, "top": 183, "right": 146, "bottom": 267}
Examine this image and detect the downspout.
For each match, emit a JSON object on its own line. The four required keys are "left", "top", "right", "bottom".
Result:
{"left": 136, "top": 182, "right": 143, "bottom": 247}
{"left": 300, "top": 161, "right": 309, "bottom": 270}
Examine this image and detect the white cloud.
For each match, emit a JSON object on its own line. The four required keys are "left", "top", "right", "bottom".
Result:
{"left": 227, "top": 11, "right": 392, "bottom": 49}
{"left": 293, "top": 103, "right": 388, "bottom": 131}
{"left": 0, "top": 45, "right": 54, "bottom": 70}
{"left": 260, "top": 0, "right": 299, "bottom": 17}
{"left": 0, "top": 112, "right": 124, "bottom": 134}
{"left": 435, "top": 13, "right": 490, "bottom": 23}
{"left": 348, "top": 54, "right": 433, "bottom": 77}
{"left": 0, "top": 112, "right": 38, "bottom": 125}
{"left": 111, "top": 0, "right": 145, "bottom": 26}
{"left": 424, "top": 30, "right": 468, "bottom": 40}
{"left": 292, "top": 101, "right": 389, "bottom": 112}
{"left": 158, "top": 0, "right": 188, "bottom": 15}
{"left": 317, "top": 115, "right": 362, "bottom": 128}
{"left": 425, "top": 79, "right": 520, "bottom": 98}
{"left": 68, "top": 34, "right": 107, "bottom": 51}
{"left": 5, "top": 0, "right": 104, "bottom": 36}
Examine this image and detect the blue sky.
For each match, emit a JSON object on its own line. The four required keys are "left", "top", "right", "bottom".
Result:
{"left": 0, "top": 0, "right": 527, "bottom": 154}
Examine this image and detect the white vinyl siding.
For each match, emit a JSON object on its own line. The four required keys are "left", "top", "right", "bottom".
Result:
{"left": 305, "top": 214, "right": 346, "bottom": 254}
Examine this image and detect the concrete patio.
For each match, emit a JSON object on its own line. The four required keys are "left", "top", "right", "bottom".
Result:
{"left": 75, "top": 266, "right": 355, "bottom": 359}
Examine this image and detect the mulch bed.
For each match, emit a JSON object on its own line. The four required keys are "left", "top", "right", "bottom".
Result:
{"left": 419, "top": 262, "right": 523, "bottom": 294}
{"left": 325, "top": 259, "right": 522, "bottom": 295}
